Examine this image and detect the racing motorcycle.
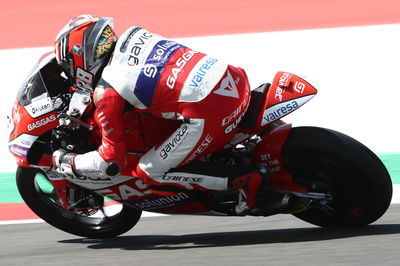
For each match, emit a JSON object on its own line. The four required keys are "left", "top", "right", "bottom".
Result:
{"left": 7, "top": 53, "right": 392, "bottom": 238}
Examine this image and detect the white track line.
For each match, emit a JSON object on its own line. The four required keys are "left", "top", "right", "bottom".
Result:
{"left": 0, "top": 211, "right": 167, "bottom": 225}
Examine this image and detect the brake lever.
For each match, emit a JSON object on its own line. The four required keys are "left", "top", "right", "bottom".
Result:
{"left": 58, "top": 113, "right": 94, "bottom": 130}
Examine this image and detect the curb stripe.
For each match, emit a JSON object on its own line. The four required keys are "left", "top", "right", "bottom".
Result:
{"left": 0, "top": 202, "right": 166, "bottom": 224}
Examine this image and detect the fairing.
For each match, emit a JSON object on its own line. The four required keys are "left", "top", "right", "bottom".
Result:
{"left": 258, "top": 72, "right": 317, "bottom": 128}
{"left": 252, "top": 124, "right": 308, "bottom": 193}
{"left": 8, "top": 53, "right": 66, "bottom": 166}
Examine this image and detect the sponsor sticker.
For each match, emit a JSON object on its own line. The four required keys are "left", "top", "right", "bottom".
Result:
{"left": 8, "top": 134, "right": 39, "bottom": 159}
{"left": 132, "top": 192, "right": 194, "bottom": 211}
{"left": 24, "top": 97, "right": 54, "bottom": 118}
{"left": 213, "top": 71, "right": 239, "bottom": 98}
{"left": 261, "top": 95, "right": 315, "bottom": 126}
{"left": 179, "top": 56, "right": 228, "bottom": 102}
{"left": 8, "top": 144, "right": 29, "bottom": 158}
{"left": 126, "top": 29, "right": 154, "bottom": 66}
{"left": 159, "top": 125, "right": 188, "bottom": 159}
{"left": 186, "top": 134, "right": 214, "bottom": 163}
{"left": 294, "top": 81, "right": 305, "bottom": 93}
{"left": 27, "top": 114, "right": 57, "bottom": 131}
{"left": 120, "top": 26, "right": 143, "bottom": 53}
{"left": 134, "top": 40, "right": 185, "bottom": 107}
{"left": 166, "top": 49, "right": 198, "bottom": 89}
{"left": 278, "top": 72, "right": 292, "bottom": 87}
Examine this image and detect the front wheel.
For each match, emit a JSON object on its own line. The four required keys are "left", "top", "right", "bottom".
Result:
{"left": 281, "top": 127, "right": 392, "bottom": 228}
{"left": 16, "top": 166, "right": 142, "bottom": 238}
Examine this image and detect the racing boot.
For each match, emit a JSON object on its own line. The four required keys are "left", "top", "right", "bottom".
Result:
{"left": 229, "top": 168, "right": 266, "bottom": 215}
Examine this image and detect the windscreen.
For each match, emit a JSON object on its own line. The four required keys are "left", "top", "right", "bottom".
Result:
{"left": 17, "top": 57, "right": 69, "bottom": 106}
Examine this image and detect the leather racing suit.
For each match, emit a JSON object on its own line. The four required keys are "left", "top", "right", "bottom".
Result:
{"left": 71, "top": 26, "right": 253, "bottom": 192}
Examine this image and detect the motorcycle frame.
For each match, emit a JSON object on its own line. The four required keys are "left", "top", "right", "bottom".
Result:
{"left": 8, "top": 71, "right": 317, "bottom": 214}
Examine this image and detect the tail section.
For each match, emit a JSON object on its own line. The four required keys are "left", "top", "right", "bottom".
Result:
{"left": 262, "top": 72, "right": 317, "bottom": 126}
{"left": 240, "top": 72, "right": 317, "bottom": 130}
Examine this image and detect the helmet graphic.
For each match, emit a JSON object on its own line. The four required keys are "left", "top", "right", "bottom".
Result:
{"left": 55, "top": 15, "right": 117, "bottom": 91}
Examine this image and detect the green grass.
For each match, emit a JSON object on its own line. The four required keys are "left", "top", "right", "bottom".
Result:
{"left": 0, "top": 172, "right": 21, "bottom": 203}
{"left": 377, "top": 152, "right": 400, "bottom": 184}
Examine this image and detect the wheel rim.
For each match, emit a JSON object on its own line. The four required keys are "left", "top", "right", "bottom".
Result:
{"left": 31, "top": 170, "right": 127, "bottom": 228}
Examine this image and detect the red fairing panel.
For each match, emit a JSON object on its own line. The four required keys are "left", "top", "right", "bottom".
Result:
{"left": 260, "top": 72, "right": 318, "bottom": 128}
{"left": 8, "top": 100, "right": 59, "bottom": 167}
{"left": 91, "top": 153, "right": 211, "bottom": 213}
{"left": 252, "top": 124, "right": 308, "bottom": 193}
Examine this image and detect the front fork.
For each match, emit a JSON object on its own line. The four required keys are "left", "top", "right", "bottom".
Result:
{"left": 45, "top": 170, "right": 103, "bottom": 213}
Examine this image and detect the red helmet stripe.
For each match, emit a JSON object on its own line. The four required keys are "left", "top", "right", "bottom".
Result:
{"left": 67, "top": 21, "right": 94, "bottom": 73}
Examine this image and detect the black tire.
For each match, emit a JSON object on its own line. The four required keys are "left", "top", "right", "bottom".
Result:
{"left": 16, "top": 166, "right": 142, "bottom": 238}
{"left": 281, "top": 126, "right": 392, "bottom": 228}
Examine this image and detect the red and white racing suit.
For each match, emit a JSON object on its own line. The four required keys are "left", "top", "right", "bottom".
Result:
{"left": 73, "top": 26, "right": 251, "bottom": 191}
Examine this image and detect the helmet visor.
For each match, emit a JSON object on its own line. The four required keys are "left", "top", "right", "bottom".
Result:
{"left": 94, "top": 25, "right": 116, "bottom": 60}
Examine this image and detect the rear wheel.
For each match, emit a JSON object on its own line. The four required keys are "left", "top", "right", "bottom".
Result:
{"left": 16, "top": 166, "right": 142, "bottom": 238}
{"left": 281, "top": 127, "right": 392, "bottom": 227}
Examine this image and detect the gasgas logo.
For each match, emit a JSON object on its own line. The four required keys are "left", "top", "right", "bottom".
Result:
{"left": 27, "top": 114, "right": 56, "bottom": 131}
{"left": 95, "top": 179, "right": 152, "bottom": 201}
{"left": 166, "top": 50, "right": 197, "bottom": 89}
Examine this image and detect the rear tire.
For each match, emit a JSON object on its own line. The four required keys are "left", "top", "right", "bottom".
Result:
{"left": 281, "top": 127, "right": 392, "bottom": 227}
{"left": 16, "top": 166, "right": 142, "bottom": 238}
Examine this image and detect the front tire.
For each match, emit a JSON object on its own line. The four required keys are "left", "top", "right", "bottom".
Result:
{"left": 281, "top": 127, "right": 392, "bottom": 227}
{"left": 16, "top": 166, "right": 142, "bottom": 238}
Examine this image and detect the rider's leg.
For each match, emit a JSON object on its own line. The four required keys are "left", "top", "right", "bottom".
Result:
{"left": 137, "top": 119, "right": 268, "bottom": 214}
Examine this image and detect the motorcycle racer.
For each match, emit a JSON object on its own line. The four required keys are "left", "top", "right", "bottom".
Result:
{"left": 52, "top": 14, "right": 266, "bottom": 214}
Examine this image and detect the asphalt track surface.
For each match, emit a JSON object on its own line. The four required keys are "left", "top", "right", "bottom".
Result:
{"left": 1, "top": 204, "right": 400, "bottom": 265}
{"left": 2, "top": 1, "right": 400, "bottom": 265}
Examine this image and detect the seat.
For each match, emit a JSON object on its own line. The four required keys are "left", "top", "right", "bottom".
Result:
{"left": 239, "top": 83, "right": 270, "bottom": 129}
